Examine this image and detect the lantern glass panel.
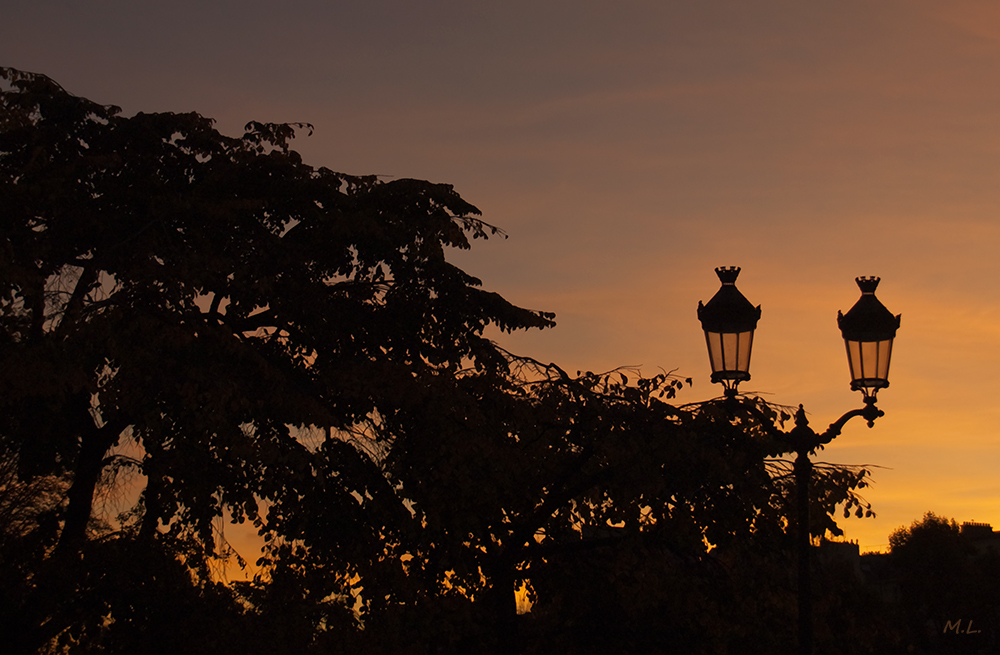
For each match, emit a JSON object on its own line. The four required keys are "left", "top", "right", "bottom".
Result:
{"left": 736, "top": 330, "right": 753, "bottom": 373}
{"left": 706, "top": 332, "right": 723, "bottom": 374}
{"left": 722, "top": 333, "right": 738, "bottom": 371}
{"left": 876, "top": 339, "right": 892, "bottom": 380}
{"left": 706, "top": 330, "right": 753, "bottom": 380}
{"left": 846, "top": 340, "right": 861, "bottom": 381}
{"left": 845, "top": 338, "right": 892, "bottom": 390}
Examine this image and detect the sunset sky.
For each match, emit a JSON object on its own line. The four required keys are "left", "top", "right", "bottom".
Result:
{"left": 5, "top": 0, "right": 1000, "bottom": 553}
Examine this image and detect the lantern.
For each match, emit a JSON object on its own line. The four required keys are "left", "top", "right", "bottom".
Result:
{"left": 698, "top": 266, "right": 761, "bottom": 393}
{"left": 837, "top": 276, "right": 900, "bottom": 399}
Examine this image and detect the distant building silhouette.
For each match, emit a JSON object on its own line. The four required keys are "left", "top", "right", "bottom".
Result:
{"left": 817, "top": 538, "right": 862, "bottom": 579}
{"left": 818, "top": 539, "right": 906, "bottom": 603}
{"left": 960, "top": 521, "right": 1000, "bottom": 556}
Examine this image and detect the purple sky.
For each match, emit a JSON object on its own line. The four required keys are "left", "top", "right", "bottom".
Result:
{"left": 6, "top": 0, "right": 1000, "bottom": 553}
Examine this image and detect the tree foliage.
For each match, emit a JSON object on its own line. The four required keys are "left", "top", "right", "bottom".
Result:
{"left": 0, "top": 65, "right": 555, "bottom": 651}
{"left": 0, "top": 67, "right": 878, "bottom": 654}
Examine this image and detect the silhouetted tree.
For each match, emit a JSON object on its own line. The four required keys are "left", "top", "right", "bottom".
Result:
{"left": 0, "top": 65, "right": 553, "bottom": 653}
{"left": 309, "top": 364, "right": 877, "bottom": 654}
{"left": 0, "top": 67, "right": 878, "bottom": 655}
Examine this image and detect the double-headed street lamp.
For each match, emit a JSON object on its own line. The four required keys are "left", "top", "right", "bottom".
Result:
{"left": 698, "top": 267, "right": 900, "bottom": 655}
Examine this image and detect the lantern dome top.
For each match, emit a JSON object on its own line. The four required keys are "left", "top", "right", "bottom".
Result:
{"left": 838, "top": 276, "right": 900, "bottom": 342}
{"left": 698, "top": 266, "right": 761, "bottom": 333}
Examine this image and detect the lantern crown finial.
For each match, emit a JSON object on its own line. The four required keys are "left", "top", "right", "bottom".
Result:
{"left": 715, "top": 266, "right": 741, "bottom": 285}
{"left": 856, "top": 276, "right": 880, "bottom": 294}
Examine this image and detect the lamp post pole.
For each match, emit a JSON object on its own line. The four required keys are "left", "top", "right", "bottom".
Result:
{"left": 783, "top": 400, "right": 883, "bottom": 655}
{"left": 795, "top": 444, "right": 812, "bottom": 655}
{"left": 698, "top": 269, "right": 900, "bottom": 655}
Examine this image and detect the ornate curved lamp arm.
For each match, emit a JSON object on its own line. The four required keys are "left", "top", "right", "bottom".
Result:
{"left": 783, "top": 397, "right": 884, "bottom": 454}
{"left": 823, "top": 395, "right": 884, "bottom": 436}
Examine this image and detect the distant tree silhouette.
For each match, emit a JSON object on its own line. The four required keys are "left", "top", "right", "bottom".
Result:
{"left": 887, "top": 512, "right": 999, "bottom": 654}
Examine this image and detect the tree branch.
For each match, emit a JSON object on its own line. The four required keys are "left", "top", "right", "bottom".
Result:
{"left": 54, "top": 264, "right": 99, "bottom": 338}
{"left": 54, "top": 415, "right": 131, "bottom": 557}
